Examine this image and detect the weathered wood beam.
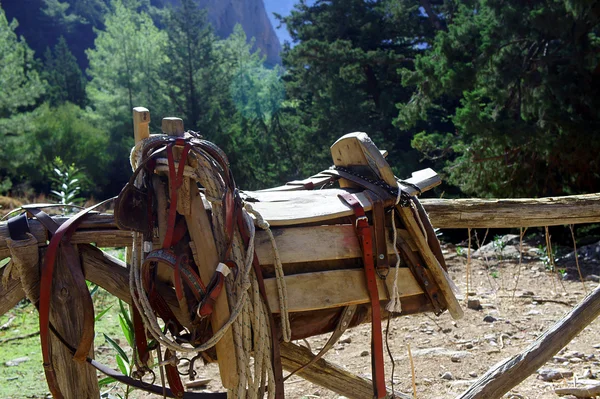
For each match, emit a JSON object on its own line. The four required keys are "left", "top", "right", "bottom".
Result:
{"left": 0, "top": 266, "right": 25, "bottom": 316}
{"left": 2, "top": 193, "right": 600, "bottom": 261}
{"left": 280, "top": 342, "right": 410, "bottom": 399}
{"left": 421, "top": 193, "right": 600, "bottom": 229}
{"left": 457, "top": 284, "right": 600, "bottom": 399}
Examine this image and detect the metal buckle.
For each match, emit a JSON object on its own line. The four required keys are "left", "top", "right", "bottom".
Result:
{"left": 355, "top": 215, "right": 368, "bottom": 228}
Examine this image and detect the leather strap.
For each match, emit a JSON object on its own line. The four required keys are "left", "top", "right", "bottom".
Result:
{"left": 365, "top": 192, "right": 389, "bottom": 279}
{"left": 7, "top": 213, "right": 30, "bottom": 240}
{"left": 284, "top": 304, "right": 358, "bottom": 381}
{"left": 36, "top": 199, "right": 114, "bottom": 398}
{"left": 321, "top": 169, "right": 395, "bottom": 206}
{"left": 339, "top": 193, "right": 387, "bottom": 399}
{"left": 164, "top": 349, "right": 185, "bottom": 399}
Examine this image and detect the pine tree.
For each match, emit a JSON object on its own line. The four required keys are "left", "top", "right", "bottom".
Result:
{"left": 397, "top": 0, "right": 600, "bottom": 197}
{"left": 86, "top": 0, "right": 169, "bottom": 129}
{"left": 161, "top": 0, "right": 214, "bottom": 129}
{"left": 279, "top": 0, "right": 437, "bottom": 179}
{"left": 43, "top": 36, "right": 87, "bottom": 106}
{"left": 0, "top": 5, "right": 45, "bottom": 191}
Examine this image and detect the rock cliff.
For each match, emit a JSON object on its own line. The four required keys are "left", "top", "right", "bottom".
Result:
{"left": 168, "top": 0, "right": 282, "bottom": 65}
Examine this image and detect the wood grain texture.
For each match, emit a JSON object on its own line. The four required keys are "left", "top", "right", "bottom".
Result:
{"left": 330, "top": 132, "right": 397, "bottom": 187}
{"left": 397, "top": 205, "right": 464, "bottom": 320}
{"left": 50, "top": 246, "right": 100, "bottom": 399}
{"left": 420, "top": 193, "right": 600, "bottom": 228}
{"left": 185, "top": 189, "right": 237, "bottom": 388}
{"left": 264, "top": 267, "right": 423, "bottom": 313}
{"left": 242, "top": 189, "right": 374, "bottom": 226}
{"left": 280, "top": 341, "right": 378, "bottom": 399}
{"left": 0, "top": 266, "right": 25, "bottom": 316}
{"left": 132, "top": 107, "right": 150, "bottom": 143}
{"left": 458, "top": 284, "right": 600, "bottom": 399}
{"left": 3, "top": 194, "right": 600, "bottom": 260}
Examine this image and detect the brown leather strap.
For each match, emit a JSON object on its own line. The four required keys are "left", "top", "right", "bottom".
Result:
{"left": 284, "top": 304, "right": 358, "bottom": 381}
{"left": 39, "top": 198, "right": 114, "bottom": 398}
{"left": 164, "top": 349, "right": 185, "bottom": 399}
{"left": 339, "top": 193, "right": 387, "bottom": 399}
{"left": 365, "top": 191, "right": 389, "bottom": 279}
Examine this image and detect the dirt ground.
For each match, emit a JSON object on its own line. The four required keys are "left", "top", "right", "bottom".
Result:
{"left": 170, "top": 238, "right": 600, "bottom": 399}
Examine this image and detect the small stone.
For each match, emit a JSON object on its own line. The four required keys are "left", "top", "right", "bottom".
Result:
{"left": 360, "top": 350, "right": 369, "bottom": 357}
{"left": 582, "top": 369, "right": 595, "bottom": 379}
{"left": 340, "top": 337, "right": 352, "bottom": 344}
{"left": 5, "top": 357, "right": 30, "bottom": 367}
{"left": 468, "top": 371, "right": 478, "bottom": 378}
{"left": 569, "top": 357, "right": 583, "bottom": 363}
{"left": 441, "top": 371, "right": 454, "bottom": 380}
{"left": 553, "top": 356, "right": 568, "bottom": 363}
{"left": 526, "top": 310, "right": 541, "bottom": 316}
{"left": 483, "top": 315, "right": 497, "bottom": 323}
{"left": 467, "top": 298, "right": 482, "bottom": 310}
{"left": 537, "top": 368, "right": 574, "bottom": 382}
{"left": 451, "top": 354, "right": 462, "bottom": 363}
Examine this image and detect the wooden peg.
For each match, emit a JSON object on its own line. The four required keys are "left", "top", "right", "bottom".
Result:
{"left": 162, "top": 117, "right": 184, "bottom": 137}
{"left": 133, "top": 107, "right": 150, "bottom": 143}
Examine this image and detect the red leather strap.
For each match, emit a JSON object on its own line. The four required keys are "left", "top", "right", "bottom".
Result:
{"left": 39, "top": 198, "right": 114, "bottom": 398}
{"left": 339, "top": 193, "right": 387, "bottom": 399}
{"left": 132, "top": 304, "right": 150, "bottom": 366}
{"left": 164, "top": 349, "right": 185, "bottom": 399}
{"left": 163, "top": 142, "right": 191, "bottom": 249}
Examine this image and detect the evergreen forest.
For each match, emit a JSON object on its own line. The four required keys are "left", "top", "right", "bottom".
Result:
{"left": 1, "top": 0, "right": 600, "bottom": 201}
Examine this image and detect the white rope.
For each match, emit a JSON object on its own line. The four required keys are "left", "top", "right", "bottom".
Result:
{"left": 386, "top": 184, "right": 404, "bottom": 313}
{"left": 243, "top": 202, "right": 292, "bottom": 343}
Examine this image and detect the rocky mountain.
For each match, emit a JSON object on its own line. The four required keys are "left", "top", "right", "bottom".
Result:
{"left": 169, "top": 0, "right": 282, "bottom": 65}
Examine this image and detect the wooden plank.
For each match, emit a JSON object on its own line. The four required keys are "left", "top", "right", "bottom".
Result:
{"left": 255, "top": 225, "right": 413, "bottom": 265}
{"left": 50, "top": 246, "right": 100, "bottom": 398}
{"left": 397, "top": 205, "right": 463, "bottom": 320}
{"left": 264, "top": 268, "right": 423, "bottom": 313}
{"left": 186, "top": 187, "right": 238, "bottom": 388}
{"left": 421, "top": 193, "right": 600, "bottom": 228}
{"left": 242, "top": 189, "right": 374, "bottom": 226}
{"left": 457, "top": 284, "right": 600, "bottom": 399}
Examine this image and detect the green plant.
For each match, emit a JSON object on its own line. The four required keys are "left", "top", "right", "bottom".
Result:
{"left": 490, "top": 270, "right": 499, "bottom": 279}
{"left": 49, "top": 157, "right": 84, "bottom": 214}
{"left": 537, "top": 245, "right": 554, "bottom": 271}
{"left": 100, "top": 300, "right": 135, "bottom": 398}
{"left": 492, "top": 235, "right": 508, "bottom": 262}
{"left": 456, "top": 246, "right": 464, "bottom": 256}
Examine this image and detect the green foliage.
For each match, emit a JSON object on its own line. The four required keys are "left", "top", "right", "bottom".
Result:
{"left": 86, "top": 0, "right": 169, "bottom": 129}
{"left": 28, "top": 102, "right": 110, "bottom": 193}
{"left": 43, "top": 36, "right": 87, "bottom": 106}
{"left": 49, "top": 157, "right": 84, "bottom": 211}
{"left": 279, "top": 0, "right": 439, "bottom": 180}
{"left": 161, "top": 0, "right": 214, "bottom": 129}
{"left": 397, "top": 0, "right": 600, "bottom": 197}
{"left": 0, "top": 8, "right": 45, "bottom": 119}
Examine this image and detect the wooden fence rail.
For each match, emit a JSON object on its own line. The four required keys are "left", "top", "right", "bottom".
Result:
{"left": 1, "top": 193, "right": 599, "bottom": 260}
